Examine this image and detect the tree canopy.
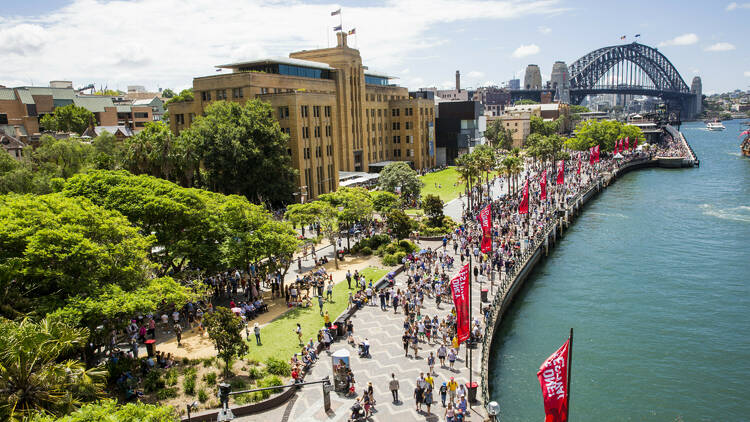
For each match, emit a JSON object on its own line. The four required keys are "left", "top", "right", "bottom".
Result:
{"left": 0, "top": 193, "right": 154, "bottom": 316}
{"left": 377, "top": 162, "right": 423, "bottom": 202}
{"left": 565, "top": 120, "right": 645, "bottom": 152}
{"left": 179, "top": 100, "right": 296, "bottom": 205}
{"left": 164, "top": 89, "right": 193, "bottom": 107}
{"left": 484, "top": 119, "right": 514, "bottom": 150}
{"left": 161, "top": 88, "right": 177, "bottom": 99}
{"left": 203, "top": 307, "right": 249, "bottom": 376}
{"left": 29, "top": 399, "right": 178, "bottom": 422}
{"left": 39, "top": 104, "right": 95, "bottom": 135}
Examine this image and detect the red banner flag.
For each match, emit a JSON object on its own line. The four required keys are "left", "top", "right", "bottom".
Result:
{"left": 537, "top": 339, "right": 570, "bottom": 422}
{"left": 519, "top": 179, "right": 529, "bottom": 214}
{"left": 576, "top": 153, "right": 581, "bottom": 175}
{"left": 540, "top": 170, "right": 547, "bottom": 200}
{"left": 480, "top": 204, "right": 492, "bottom": 253}
{"left": 588, "top": 147, "right": 594, "bottom": 165}
{"left": 634, "top": 138, "right": 638, "bottom": 149}
{"left": 619, "top": 139, "right": 624, "bottom": 152}
{"left": 594, "top": 145, "right": 600, "bottom": 163}
{"left": 450, "top": 264, "right": 471, "bottom": 344}
{"left": 624, "top": 136, "right": 629, "bottom": 151}
{"left": 614, "top": 139, "right": 620, "bottom": 154}
{"left": 556, "top": 160, "right": 564, "bottom": 185}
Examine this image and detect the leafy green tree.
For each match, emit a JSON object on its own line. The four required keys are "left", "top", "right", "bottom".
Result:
{"left": 203, "top": 307, "right": 249, "bottom": 376}
{"left": 484, "top": 120, "right": 515, "bottom": 150}
{"left": 0, "top": 317, "right": 106, "bottom": 421}
{"left": 377, "top": 162, "right": 423, "bottom": 203}
{"left": 179, "top": 100, "right": 296, "bottom": 205}
{"left": 564, "top": 120, "right": 644, "bottom": 152}
{"left": 91, "top": 131, "right": 122, "bottom": 170}
{"left": 161, "top": 88, "right": 177, "bottom": 99}
{"left": 94, "top": 89, "right": 121, "bottom": 96}
{"left": 455, "top": 153, "right": 480, "bottom": 208}
{"left": 371, "top": 191, "right": 401, "bottom": 213}
{"left": 529, "top": 115, "right": 559, "bottom": 137}
{"left": 319, "top": 187, "right": 374, "bottom": 250}
{"left": 387, "top": 209, "right": 413, "bottom": 240}
{"left": 61, "top": 170, "right": 227, "bottom": 276}
{"left": 285, "top": 201, "right": 340, "bottom": 268}
{"left": 39, "top": 104, "right": 95, "bottom": 135}
{"left": 164, "top": 88, "right": 194, "bottom": 107}
{"left": 29, "top": 135, "right": 93, "bottom": 178}
{"left": 569, "top": 105, "right": 590, "bottom": 114}
{"left": 0, "top": 193, "right": 154, "bottom": 316}
{"left": 122, "top": 121, "right": 184, "bottom": 182}
{"left": 29, "top": 399, "right": 178, "bottom": 422}
{"left": 515, "top": 99, "right": 538, "bottom": 105}
{"left": 422, "top": 194, "right": 444, "bottom": 227}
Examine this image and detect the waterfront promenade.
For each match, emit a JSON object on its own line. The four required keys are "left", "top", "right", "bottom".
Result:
{"left": 225, "top": 143, "right": 694, "bottom": 422}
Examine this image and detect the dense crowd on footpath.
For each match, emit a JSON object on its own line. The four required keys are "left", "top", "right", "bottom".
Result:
{"left": 104, "top": 141, "right": 683, "bottom": 421}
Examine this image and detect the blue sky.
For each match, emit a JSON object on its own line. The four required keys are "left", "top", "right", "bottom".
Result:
{"left": 1, "top": 0, "right": 747, "bottom": 94}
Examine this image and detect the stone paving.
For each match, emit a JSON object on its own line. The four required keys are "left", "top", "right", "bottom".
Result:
{"left": 235, "top": 238, "right": 500, "bottom": 422}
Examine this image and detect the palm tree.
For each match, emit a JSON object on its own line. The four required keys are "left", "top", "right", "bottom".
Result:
{"left": 0, "top": 318, "right": 106, "bottom": 421}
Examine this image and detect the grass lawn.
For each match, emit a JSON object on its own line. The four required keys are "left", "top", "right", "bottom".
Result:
{"left": 245, "top": 267, "right": 389, "bottom": 363}
{"left": 420, "top": 167, "right": 466, "bottom": 203}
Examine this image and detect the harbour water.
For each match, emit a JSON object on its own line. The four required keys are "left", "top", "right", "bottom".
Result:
{"left": 489, "top": 120, "right": 750, "bottom": 421}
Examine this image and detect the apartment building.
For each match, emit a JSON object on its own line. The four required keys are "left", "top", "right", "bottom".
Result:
{"left": 168, "top": 32, "right": 435, "bottom": 200}
{"left": 0, "top": 84, "right": 152, "bottom": 141}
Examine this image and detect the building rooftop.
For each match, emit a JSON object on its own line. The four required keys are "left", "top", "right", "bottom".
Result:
{"left": 73, "top": 96, "right": 115, "bottom": 113}
{"left": 16, "top": 89, "right": 34, "bottom": 105}
{"left": 216, "top": 56, "right": 335, "bottom": 71}
{"left": 0, "top": 88, "right": 15, "bottom": 101}
{"left": 22, "top": 87, "right": 76, "bottom": 100}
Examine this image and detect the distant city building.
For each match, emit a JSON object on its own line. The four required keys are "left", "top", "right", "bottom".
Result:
{"left": 0, "top": 82, "right": 153, "bottom": 141}
{"left": 435, "top": 101, "right": 485, "bottom": 165}
{"left": 523, "top": 65, "right": 542, "bottom": 90}
{"left": 691, "top": 76, "right": 702, "bottom": 116}
{"left": 167, "top": 32, "right": 436, "bottom": 200}
{"left": 0, "top": 127, "right": 26, "bottom": 159}
{"left": 508, "top": 79, "right": 520, "bottom": 90}
{"left": 127, "top": 85, "right": 147, "bottom": 93}
{"left": 495, "top": 111, "right": 530, "bottom": 148}
{"left": 82, "top": 125, "right": 134, "bottom": 140}
{"left": 549, "top": 61, "right": 570, "bottom": 104}
{"left": 472, "top": 86, "right": 511, "bottom": 116}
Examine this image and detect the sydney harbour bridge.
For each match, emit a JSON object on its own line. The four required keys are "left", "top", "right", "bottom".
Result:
{"left": 511, "top": 42, "right": 701, "bottom": 119}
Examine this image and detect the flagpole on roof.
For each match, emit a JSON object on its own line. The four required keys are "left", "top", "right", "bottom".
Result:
{"left": 566, "top": 327, "right": 573, "bottom": 420}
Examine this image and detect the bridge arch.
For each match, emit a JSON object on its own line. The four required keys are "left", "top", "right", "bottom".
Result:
{"left": 568, "top": 43, "right": 690, "bottom": 104}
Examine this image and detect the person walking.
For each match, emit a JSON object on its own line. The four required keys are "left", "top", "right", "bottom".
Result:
{"left": 423, "top": 384, "right": 434, "bottom": 415}
{"left": 318, "top": 295, "right": 324, "bottom": 316}
{"left": 427, "top": 352, "right": 436, "bottom": 375}
{"left": 448, "top": 347, "right": 456, "bottom": 369}
{"left": 253, "top": 323, "right": 261, "bottom": 345}
{"left": 447, "top": 377, "right": 458, "bottom": 404}
{"left": 402, "top": 332, "right": 410, "bottom": 357}
{"left": 174, "top": 322, "right": 182, "bottom": 346}
{"left": 295, "top": 323, "right": 303, "bottom": 345}
{"left": 439, "top": 382, "right": 448, "bottom": 407}
{"left": 389, "top": 373, "right": 400, "bottom": 403}
{"left": 346, "top": 270, "right": 352, "bottom": 289}
{"left": 437, "top": 344, "right": 447, "bottom": 367}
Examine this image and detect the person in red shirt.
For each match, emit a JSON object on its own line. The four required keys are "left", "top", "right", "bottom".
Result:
{"left": 291, "top": 368, "right": 300, "bottom": 383}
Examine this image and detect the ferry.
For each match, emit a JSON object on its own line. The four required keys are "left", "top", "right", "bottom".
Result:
{"left": 706, "top": 120, "right": 726, "bottom": 131}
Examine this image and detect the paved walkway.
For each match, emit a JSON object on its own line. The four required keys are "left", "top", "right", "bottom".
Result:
{"left": 236, "top": 239, "right": 498, "bottom": 422}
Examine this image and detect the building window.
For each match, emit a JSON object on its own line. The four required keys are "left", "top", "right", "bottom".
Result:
{"left": 301, "top": 105, "right": 309, "bottom": 117}
{"left": 315, "top": 146, "right": 322, "bottom": 157}
{"left": 314, "top": 126, "right": 321, "bottom": 137}
{"left": 324, "top": 106, "right": 331, "bottom": 117}
{"left": 287, "top": 148, "right": 292, "bottom": 156}
{"left": 201, "top": 91, "right": 211, "bottom": 101}
{"left": 393, "top": 135, "right": 401, "bottom": 144}
{"left": 278, "top": 106, "right": 289, "bottom": 119}
{"left": 261, "top": 88, "right": 269, "bottom": 94}
{"left": 302, "top": 127, "right": 310, "bottom": 138}
{"left": 304, "top": 148, "right": 311, "bottom": 159}
{"left": 391, "top": 109, "right": 400, "bottom": 117}
{"left": 313, "top": 106, "right": 320, "bottom": 117}
{"left": 134, "top": 112, "right": 149, "bottom": 119}
{"left": 215, "top": 89, "right": 227, "bottom": 100}
{"left": 325, "top": 125, "right": 332, "bottom": 137}
{"left": 405, "top": 121, "right": 412, "bottom": 130}
{"left": 175, "top": 114, "right": 185, "bottom": 124}
{"left": 392, "top": 122, "right": 400, "bottom": 130}
{"left": 232, "top": 88, "right": 244, "bottom": 98}
{"left": 0, "top": 113, "right": 8, "bottom": 124}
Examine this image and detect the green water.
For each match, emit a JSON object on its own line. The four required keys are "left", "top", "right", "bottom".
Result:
{"left": 490, "top": 120, "right": 750, "bottom": 421}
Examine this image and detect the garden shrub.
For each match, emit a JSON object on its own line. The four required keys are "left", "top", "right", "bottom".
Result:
{"left": 203, "top": 371, "right": 218, "bottom": 386}
{"left": 155, "top": 387, "right": 178, "bottom": 400}
{"left": 265, "top": 357, "right": 291, "bottom": 376}
{"left": 143, "top": 369, "right": 165, "bottom": 393}
{"left": 360, "top": 246, "right": 372, "bottom": 255}
{"left": 248, "top": 367, "right": 266, "bottom": 380}
{"left": 198, "top": 388, "right": 209, "bottom": 403}
{"left": 165, "top": 368, "right": 179, "bottom": 386}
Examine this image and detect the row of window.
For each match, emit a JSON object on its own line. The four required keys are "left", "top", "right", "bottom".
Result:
{"left": 302, "top": 144, "right": 334, "bottom": 159}
{"left": 300, "top": 125, "right": 333, "bottom": 139}
{"left": 365, "top": 93, "right": 408, "bottom": 102}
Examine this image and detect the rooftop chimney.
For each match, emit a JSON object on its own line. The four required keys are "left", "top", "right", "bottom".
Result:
{"left": 456, "top": 70, "right": 461, "bottom": 91}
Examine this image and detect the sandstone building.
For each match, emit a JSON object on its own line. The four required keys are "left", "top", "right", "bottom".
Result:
{"left": 168, "top": 33, "right": 436, "bottom": 200}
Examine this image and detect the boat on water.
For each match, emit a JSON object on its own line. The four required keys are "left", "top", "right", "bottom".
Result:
{"left": 741, "top": 125, "right": 750, "bottom": 157}
{"left": 706, "top": 120, "right": 726, "bottom": 131}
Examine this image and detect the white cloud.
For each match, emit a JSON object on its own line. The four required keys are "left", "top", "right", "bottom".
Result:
{"left": 512, "top": 44, "right": 540, "bottom": 58}
{"left": 538, "top": 26, "right": 551, "bottom": 34}
{"left": 744, "top": 71, "right": 750, "bottom": 77}
{"left": 658, "top": 33, "right": 699, "bottom": 47}
{"left": 1, "top": 0, "right": 567, "bottom": 91}
{"left": 467, "top": 71, "right": 484, "bottom": 78}
{"left": 705, "top": 42, "right": 736, "bottom": 51}
{"left": 726, "top": 2, "right": 750, "bottom": 10}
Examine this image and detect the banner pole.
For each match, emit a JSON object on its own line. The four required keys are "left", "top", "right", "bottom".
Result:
{"left": 469, "top": 253, "right": 473, "bottom": 390}
{"left": 566, "top": 327, "right": 573, "bottom": 420}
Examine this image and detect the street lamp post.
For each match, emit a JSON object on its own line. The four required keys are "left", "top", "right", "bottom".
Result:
{"left": 186, "top": 401, "right": 198, "bottom": 422}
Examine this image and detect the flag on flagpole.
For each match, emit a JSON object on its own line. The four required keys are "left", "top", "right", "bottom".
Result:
{"left": 450, "top": 264, "right": 471, "bottom": 344}
{"left": 537, "top": 338, "right": 571, "bottom": 422}
{"left": 540, "top": 170, "right": 547, "bottom": 200}
{"left": 634, "top": 138, "right": 638, "bottom": 149}
{"left": 331, "top": 8, "right": 341, "bottom": 16}
{"left": 594, "top": 145, "right": 600, "bottom": 163}
{"left": 333, "top": 25, "right": 342, "bottom": 31}
{"left": 577, "top": 153, "right": 581, "bottom": 175}
{"left": 348, "top": 28, "right": 356, "bottom": 35}
{"left": 625, "top": 136, "right": 629, "bottom": 151}
{"left": 556, "top": 160, "right": 564, "bottom": 185}
{"left": 620, "top": 35, "right": 626, "bottom": 40}
{"left": 519, "top": 179, "right": 529, "bottom": 215}
{"left": 635, "top": 34, "right": 641, "bottom": 38}
{"left": 589, "top": 147, "right": 594, "bottom": 165}
{"left": 480, "top": 204, "right": 492, "bottom": 253}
